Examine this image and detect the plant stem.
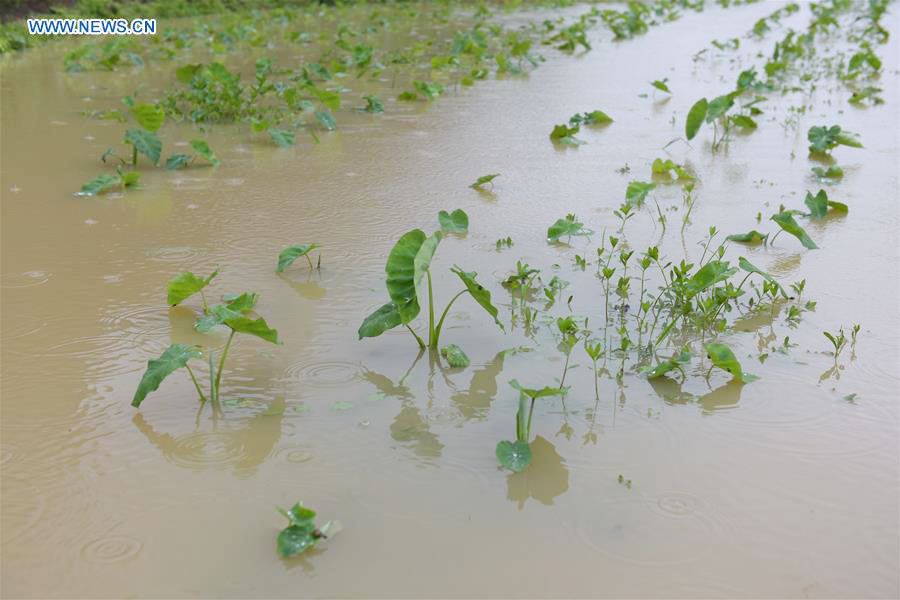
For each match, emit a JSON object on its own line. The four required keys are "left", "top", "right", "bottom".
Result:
{"left": 426, "top": 270, "right": 436, "bottom": 348}
{"left": 526, "top": 396, "right": 536, "bottom": 440}
{"left": 132, "top": 145, "right": 137, "bottom": 166}
{"left": 405, "top": 324, "right": 426, "bottom": 349}
{"left": 185, "top": 364, "right": 207, "bottom": 403}
{"left": 214, "top": 330, "right": 236, "bottom": 401}
{"left": 305, "top": 254, "right": 314, "bottom": 270}
{"left": 433, "top": 289, "right": 467, "bottom": 346}
{"left": 208, "top": 350, "right": 216, "bottom": 402}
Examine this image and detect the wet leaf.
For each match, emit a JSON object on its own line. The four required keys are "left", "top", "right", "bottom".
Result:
{"left": 269, "top": 129, "right": 295, "bottom": 148}
{"left": 547, "top": 214, "right": 590, "bottom": 242}
{"left": 705, "top": 93, "right": 735, "bottom": 122}
{"left": 496, "top": 439, "right": 531, "bottom": 472}
{"left": 625, "top": 181, "right": 656, "bottom": 207}
{"left": 705, "top": 342, "right": 757, "bottom": 383}
{"left": 78, "top": 174, "right": 119, "bottom": 195}
{"left": 277, "top": 244, "right": 320, "bottom": 272}
{"left": 771, "top": 212, "right": 818, "bottom": 249}
{"left": 685, "top": 98, "right": 707, "bottom": 139}
{"left": 132, "top": 343, "right": 202, "bottom": 407}
{"left": 413, "top": 233, "right": 442, "bottom": 316}
{"left": 441, "top": 344, "right": 470, "bottom": 368}
{"left": 438, "top": 209, "right": 468, "bottom": 233}
{"left": 276, "top": 502, "right": 334, "bottom": 559}
{"left": 363, "top": 95, "right": 383, "bottom": 113}
{"left": 450, "top": 266, "right": 504, "bottom": 331}
{"left": 167, "top": 269, "right": 218, "bottom": 306}
{"left": 569, "top": 110, "right": 612, "bottom": 125}
{"left": 315, "top": 110, "right": 336, "bottom": 131}
{"left": 726, "top": 230, "right": 767, "bottom": 244}
{"left": 131, "top": 103, "right": 164, "bottom": 132}
{"left": 175, "top": 63, "right": 201, "bottom": 83}
{"left": 224, "top": 315, "right": 279, "bottom": 344}
{"left": 684, "top": 260, "right": 737, "bottom": 296}
{"left": 358, "top": 302, "right": 402, "bottom": 339}
{"left": 731, "top": 115, "right": 757, "bottom": 129}
{"left": 508, "top": 379, "right": 565, "bottom": 399}
{"left": 125, "top": 128, "right": 161, "bottom": 165}
{"left": 808, "top": 125, "right": 863, "bottom": 153}
{"left": 650, "top": 79, "right": 670, "bottom": 93}
{"left": 645, "top": 348, "right": 692, "bottom": 378}
{"left": 550, "top": 123, "right": 583, "bottom": 145}
{"left": 190, "top": 140, "right": 220, "bottom": 166}
{"left": 385, "top": 229, "right": 427, "bottom": 323}
{"left": 165, "top": 154, "right": 192, "bottom": 170}
{"left": 469, "top": 173, "right": 499, "bottom": 189}
{"left": 195, "top": 293, "right": 257, "bottom": 333}
{"left": 738, "top": 257, "right": 785, "bottom": 296}
{"left": 804, "top": 189, "right": 828, "bottom": 218}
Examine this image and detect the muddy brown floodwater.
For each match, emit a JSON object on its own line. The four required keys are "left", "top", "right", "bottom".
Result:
{"left": 1, "top": 2, "right": 898, "bottom": 598}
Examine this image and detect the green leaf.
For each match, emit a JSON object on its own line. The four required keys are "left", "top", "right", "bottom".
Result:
{"left": 582, "top": 110, "right": 612, "bottom": 124}
{"left": 550, "top": 123, "right": 583, "bottom": 145}
{"left": 190, "top": 140, "right": 220, "bottom": 166}
{"left": 726, "top": 230, "right": 767, "bottom": 244}
{"left": 772, "top": 212, "right": 818, "bottom": 249}
{"left": 167, "top": 269, "right": 218, "bottom": 306}
{"left": 225, "top": 315, "right": 279, "bottom": 344}
{"left": 650, "top": 79, "right": 670, "bottom": 93}
{"left": 125, "top": 129, "right": 162, "bottom": 165}
{"left": 685, "top": 98, "right": 707, "bottom": 140}
{"left": 705, "top": 93, "right": 735, "bottom": 122}
{"left": 450, "top": 266, "right": 504, "bottom": 331}
{"left": 269, "top": 129, "right": 295, "bottom": 148}
{"left": 277, "top": 244, "right": 320, "bottom": 272}
{"left": 811, "top": 166, "right": 843, "bottom": 181}
{"left": 684, "top": 261, "right": 738, "bottom": 297}
{"left": 704, "top": 342, "right": 757, "bottom": 383}
{"left": 279, "top": 502, "right": 316, "bottom": 527}
{"left": 358, "top": 302, "right": 403, "bottom": 339}
{"left": 175, "top": 63, "right": 201, "bottom": 83}
{"left": 276, "top": 502, "right": 335, "bottom": 558}
{"left": 363, "top": 95, "right": 383, "bottom": 113}
{"left": 310, "top": 86, "right": 341, "bottom": 111}
{"left": 165, "top": 154, "right": 192, "bottom": 170}
{"left": 731, "top": 115, "right": 757, "bottom": 130}
{"left": 132, "top": 344, "right": 202, "bottom": 407}
{"left": 834, "top": 130, "right": 863, "bottom": 148}
{"left": 496, "top": 440, "right": 532, "bottom": 472}
{"left": 547, "top": 214, "right": 590, "bottom": 242}
{"left": 120, "top": 171, "right": 140, "bottom": 187}
{"left": 315, "top": 110, "right": 337, "bottom": 131}
{"left": 738, "top": 257, "right": 785, "bottom": 296}
{"left": 131, "top": 103, "right": 165, "bottom": 132}
{"left": 625, "top": 181, "right": 656, "bottom": 207}
{"left": 469, "top": 173, "right": 499, "bottom": 189}
{"left": 385, "top": 230, "right": 427, "bottom": 323}
{"left": 438, "top": 209, "right": 468, "bottom": 233}
{"left": 441, "top": 344, "right": 470, "bottom": 368}
{"left": 508, "top": 378, "right": 565, "bottom": 399}
{"left": 78, "top": 174, "right": 119, "bottom": 196}
{"left": 413, "top": 233, "right": 442, "bottom": 315}
{"left": 195, "top": 293, "right": 258, "bottom": 333}
{"left": 413, "top": 80, "right": 444, "bottom": 99}
{"left": 804, "top": 189, "right": 828, "bottom": 218}
{"left": 645, "top": 348, "right": 692, "bottom": 378}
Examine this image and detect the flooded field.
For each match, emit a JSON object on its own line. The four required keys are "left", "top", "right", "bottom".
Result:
{"left": 1, "top": 0, "right": 898, "bottom": 597}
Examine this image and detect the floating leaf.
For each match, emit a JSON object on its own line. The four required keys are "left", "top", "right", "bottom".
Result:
{"left": 547, "top": 214, "right": 590, "bottom": 242}
{"left": 705, "top": 93, "right": 735, "bottom": 122}
{"left": 190, "top": 139, "right": 220, "bottom": 166}
{"left": 469, "top": 173, "right": 499, "bottom": 189}
{"left": 78, "top": 174, "right": 119, "bottom": 195}
{"left": 358, "top": 302, "right": 403, "bottom": 339}
{"left": 131, "top": 103, "right": 165, "bottom": 132}
{"left": 804, "top": 189, "right": 828, "bottom": 218}
{"left": 645, "top": 348, "right": 692, "bottom": 379}
{"left": 165, "top": 154, "right": 192, "bottom": 170}
{"left": 438, "top": 209, "right": 468, "bottom": 233}
{"left": 277, "top": 244, "right": 321, "bottom": 272}
{"left": 450, "top": 266, "right": 504, "bottom": 331}
{"left": 550, "top": 123, "right": 583, "bottom": 145}
{"left": 269, "top": 129, "right": 295, "bottom": 148}
{"left": 731, "top": 115, "right": 757, "bottom": 130}
{"left": 276, "top": 502, "right": 334, "bottom": 558}
{"left": 363, "top": 95, "right": 383, "bottom": 113}
{"left": 508, "top": 379, "right": 565, "bottom": 399}
{"left": 125, "top": 128, "right": 162, "bottom": 165}
{"left": 569, "top": 110, "right": 612, "bottom": 125}
{"left": 650, "top": 79, "right": 670, "bottom": 93}
{"left": 132, "top": 343, "right": 202, "bottom": 407}
{"left": 771, "top": 212, "right": 818, "bottom": 249}
{"left": 726, "top": 230, "right": 767, "bottom": 244}
{"left": 496, "top": 439, "right": 532, "bottom": 472}
{"left": 167, "top": 269, "right": 218, "bottom": 306}
{"left": 625, "top": 181, "right": 656, "bottom": 207}
{"left": 684, "top": 261, "right": 737, "bottom": 297}
{"left": 441, "top": 344, "right": 470, "bottom": 368}
{"left": 685, "top": 98, "right": 707, "bottom": 139}
{"left": 705, "top": 342, "right": 757, "bottom": 383}
{"left": 315, "top": 110, "right": 336, "bottom": 131}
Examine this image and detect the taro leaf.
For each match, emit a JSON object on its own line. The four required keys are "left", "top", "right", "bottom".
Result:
{"left": 738, "top": 257, "right": 785, "bottom": 296}
{"left": 685, "top": 98, "right": 708, "bottom": 140}
{"left": 190, "top": 140, "right": 220, "bottom": 166}
{"left": 547, "top": 215, "right": 589, "bottom": 242}
{"left": 412, "top": 233, "right": 442, "bottom": 318}
{"left": 279, "top": 502, "right": 316, "bottom": 527}
{"left": 684, "top": 260, "right": 737, "bottom": 297}
{"left": 277, "top": 525, "right": 316, "bottom": 558}
{"left": 450, "top": 266, "right": 504, "bottom": 331}
{"left": 165, "top": 154, "right": 192, "bottom": 170}
{"left": 125, "top": 129, "right": 162, "bottom": 165}
{"left": 726, "top": 230, "right": 767, "bottom": 244}
{"left": 804, "top": 190, "right": 828, "bottom": 218}
{"left": 650, "top": 79, "right": 670, "bottom": 93}
{"left": 582, "top": 110, "right": 612, "bottom": 125}
{"left": 310, "top": 87, "right": 341, "bottom": 111}
{"left": 625, "top": 181, "right": 656, "bottom": 207}
{"left": 469, "top": 173, "right": 499, "bottom": 189}
{"left": 363, "top": 95, "right": 384, "bottom": 113}
{"left": 704, "top": 342, "right": 757, "bottom": 383}
{"left": 358, "top": 302, "right": 402, "bottom": 339}
{"left": 811, "top": 166, "right": 843, "bottom": 181}
{"left": 808, "top": 125, "right": 839, "bottom": 152}
{"left": 131, "top": 103, "right": 165, "bottom": 132}
{"left": 175, "top": 63, "right": 202, "bottom": 83}
{"left": 438, "top": 209, "right": 468, "bottom": 233}
{"left": 705, "top": 93, "right": 735, "bottom": 122}
{"left": 195, "top": 293, "right": 258, "bottom": 333}
{"left": 78, "top": 174, "right": 119, "bottom": 195}
{"left": 441, "top": 344, "right": 470, "bottom": 368}
{"left": 224, "top": 315, "right": 279, "bottom": 344}
{"left": 826, "top": 199, "right": 848, "bottom": 213}
{"left": 277, "top": 244, "right": 321, "bottom": 272}
{"left": 509, "top": 379, "right": 565, "bottom": 399}
{"left": 731, "top": 115, "right": 757, "bottom": 130}
{"left": 386, "top": 229, "right": 427, "bottom": 323}
{"left": 120, "top": 171, "right": 140, "bottom": 187}
{"left": 132, "top": 343, "right": 202, "bottom": 407}
{"left": 167, "top": 269, "right": 218, "bottom": 306}
{"left": 269, "top": 129, "right": 295, "bottom": 148}
{"left": 834, "top": 130, "right": 863, "bottom": 148}
{"left": 645, "top": 348, "right": 692, "bottom": 378}
{"left": 315, "top": 110, "right": 337, "bottom": 131}
{"left": 496, "top": 440, "right": 532, "bottom": 472}
{"left": 771, "top": 212, "right": 817, "bottom": 249}
{"left": 550, "top": 123, "right": 582, "bottom": 144}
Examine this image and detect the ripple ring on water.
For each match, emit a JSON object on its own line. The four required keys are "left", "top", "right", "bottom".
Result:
{"left": 81, "top": 535, "right": 143, "bottom": 564}
{"left": 285, "top": 360, "right": 361, "bottom": 387}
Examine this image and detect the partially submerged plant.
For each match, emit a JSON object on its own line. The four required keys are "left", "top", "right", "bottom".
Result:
{"left": 547, "top": 214, "right": 591, "bottom": 242}
{"left": 277, "top": 244, "right": 321, "bottom": 272}
{"left": 276, "top": 502, "right": 337, "bottom": 558}
{"left": 131, "top": 269, "right": 280, "bottom": 407}
{"left": 358, "top": 209, "right": 504, "bottom": 350}
{"left": 704, "top": 342, "right": 757, "bottom": 383}
{"left": 496, "top": 379, "right": 564, "bottom": 472}
{"left": 470, "top": 173, "right": 500, "bottom": 189}
{"left": 807, "top": 125, "right": 863, "bottom": 156}
{"left": 441, "top": 344, "right": 470, "bottom": 368}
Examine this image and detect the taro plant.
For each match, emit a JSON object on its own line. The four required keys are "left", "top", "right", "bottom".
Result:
{"left": 277, "top": 244, "right": 321, "bottom": 272}
{"left": 358, "top": 209, "right": 504, "bottom": 350}
{"left": 807, "top": 125, "right": 863, "bottom": 156}
{"left": 276, "top": 502, "right": 337, "bottom": 558}
{"left": 469, "top": 173, "right": 500, "bottom": 190}
{"left": 131, "top": 269, "right": 280, "bottom": 407}
{"left": 704, "top": 342, "right": 757, "bottom": 383}
{"left": 77, "top": 166, "right": 140, "bottom": 196}
{"left": 496, "top": 379, "right": 564, "bottom": 472}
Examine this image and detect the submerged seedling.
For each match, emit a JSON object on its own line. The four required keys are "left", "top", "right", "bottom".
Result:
{"left": 276, "top": 502, "right": 337, "bottom": 559}
{"left": 704, "top": 342, "right": 757, "bottom": 383}
{"left": 469, "top": 173, "right": 500, "bottom": 189}
{"left": 496, "top": 379, "right": 565, "bottom": 472}
{"left": 807, "top": 125, "right": 862, "bottom": 155}
{"left": 440, "top": 344, "right": 470, "bottom": 368}
{"left": 547, "top": 214, "right": 591, "bottom": 242}
{"left": 277, "top": 244, "right": 321, "bottom": 272}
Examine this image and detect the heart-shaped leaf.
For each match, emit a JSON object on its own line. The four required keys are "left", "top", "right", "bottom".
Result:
{"left": 132, "top": 344, "right": 202, "bottom": 407}
{"left": 496, "top": 440, "right": 532, "bottom": 472}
